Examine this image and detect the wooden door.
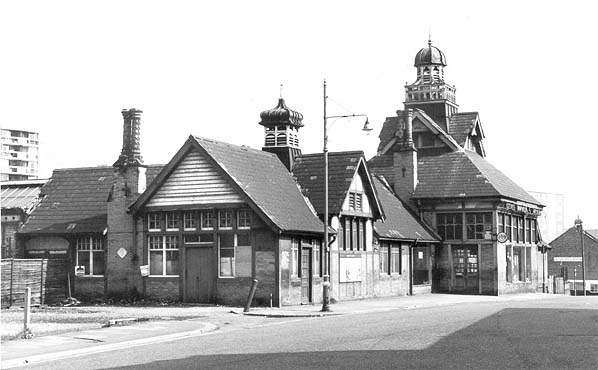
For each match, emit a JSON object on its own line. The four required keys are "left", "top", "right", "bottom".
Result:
{"left": 301, "top": 247, "right": 312, "bottom": 304}
{"left": 185, "top": 247, "right": 214, "bottom": 303}
{"left": 452, "top": 246, "right": 479, "bottom": 294}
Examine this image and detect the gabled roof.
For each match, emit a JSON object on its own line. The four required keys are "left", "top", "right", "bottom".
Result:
{"left": 372, "top": 176, "right": 439, "bottom": 243}
{"left": 292, "top": 151, "right": 384, "bottom": 219}
{"left": 414, "top": 150, "right": 542, "bottom": 206}
{"left": 587, "top": 229, "right": 598, "bottom": 240}
{"left": 19, "top": 167, "right": 115, "bottom": 234}
{"left": 377, "top": 109, "right": 462, "bottom": 156}
{"left": 130, "top": 136, "right": 325, "bottom": 235}
{"left": 448, "top": 112, "right": 486, "bottom": 157}
{"left": 1, "top": 179, "right": 47, "bottom": 212}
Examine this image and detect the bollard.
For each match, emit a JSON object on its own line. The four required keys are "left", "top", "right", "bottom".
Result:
{"left": 24, "top": 287, "right": 31, "bottom": 334}
{"left": 244, "top": 279, "right": 259, "bottom": 313}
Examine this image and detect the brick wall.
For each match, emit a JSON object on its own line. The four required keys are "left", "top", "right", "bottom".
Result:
{"left": 548, "top": 227, "right": 598, "bottom": 280}
{"left": 145, "top": 277, "right": 179, "bottom": 300}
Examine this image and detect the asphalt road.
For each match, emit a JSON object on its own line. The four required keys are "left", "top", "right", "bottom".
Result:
{"left": 11, "top": 297, "right": 598, "bottom": 370}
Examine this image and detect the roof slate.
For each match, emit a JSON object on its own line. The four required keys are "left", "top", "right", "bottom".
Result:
{"left": 191, "top": 137, "right": 325, "bottom": 234}
{"left": 19, "top": 167, "right": 116, "bottom": 234}
{"left": 293, "top": 151, "right": 365, "bottom": 215}
{"left": 414, "top": 150, "right": 542, "bottom": 205}
{"left": 448, "top": 112, "right": 479, "bottom": 147}
{"left": 372, "top": 176, "right": 439, "bottom": 242}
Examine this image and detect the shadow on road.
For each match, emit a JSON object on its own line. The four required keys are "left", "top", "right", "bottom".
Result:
{"left": 98, "top": 308, "right": 598, "bottom": 370}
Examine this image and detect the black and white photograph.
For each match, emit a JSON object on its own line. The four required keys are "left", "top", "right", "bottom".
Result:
{"left": 1, "top": 1, "right": 597, "bottom": 369}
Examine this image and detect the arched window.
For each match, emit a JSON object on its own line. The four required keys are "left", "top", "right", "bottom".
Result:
{"left": 265, "top": 134, "right": 275, "bottom": 146}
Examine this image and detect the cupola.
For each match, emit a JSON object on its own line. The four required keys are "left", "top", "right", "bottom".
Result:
{"left": 259, "top": 97, "right": 304, "bottom": 171}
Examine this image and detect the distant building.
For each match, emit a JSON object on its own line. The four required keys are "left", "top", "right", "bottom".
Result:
{"left": 1, "top": 128, "right": 40, "bottom": 181}
{"left": 548, "top": 227, "right": 598, "bottom": 294}
{"left": 528, "top": 191, "right": 565, "bottom": 243}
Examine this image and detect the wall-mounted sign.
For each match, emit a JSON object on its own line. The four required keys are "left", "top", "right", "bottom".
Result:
{"left": 497, "top": 232, "right": 508, "bottom": 243}
{"left": 117, "top": 248, "right": 127, "bottom": 259}
{"left": 339, "top": 256, "right": 362, "bottom": 282}
{"left": 75, "top": 266, "right": 86, "bottom": 276}
{"left": 139, "top": 265, "right": 149, "bottom": 276}
{"left": 554, "top": 257, "right": 582, "bottom": 262}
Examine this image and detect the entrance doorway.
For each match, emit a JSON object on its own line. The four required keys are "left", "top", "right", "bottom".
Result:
{"left": 300, "top": 247, "right": 312, "bottom": 304}
{"left": 452, "top": 246, "right": 479, "bottom": 294}
{"left": 185, "top": 247, "right": 215, "bottom": 303}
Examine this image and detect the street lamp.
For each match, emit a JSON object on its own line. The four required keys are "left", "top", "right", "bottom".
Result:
{"left": 321, "top": 79, "right": 371, "bottom": 312}
{"left": 574, "top": 216, "right": 586, "bottom": 296}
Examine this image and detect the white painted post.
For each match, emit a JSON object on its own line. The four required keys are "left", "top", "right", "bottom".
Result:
{"left": 24, "top": 287, "right": 31, "bottom": 333}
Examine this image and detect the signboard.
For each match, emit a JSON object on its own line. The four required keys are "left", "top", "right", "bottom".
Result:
{"left": 75, "top": 266, "right": 86, "bottom": 276}
{"left": 497, "top": 232, "right": 508, "bottom": 243}
{"left": 340, "top": 256, "right": 361, "bottom": 282}
{"left": 117, "top": 248, "right": 128, "bottom": 258}
{"left": 554, "top": 257, "right": 582, "bottom": 262}
{"left": 139, "top": 265, "right": 149, "bottom": 276}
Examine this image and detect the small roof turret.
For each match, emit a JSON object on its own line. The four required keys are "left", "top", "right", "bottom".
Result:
{"left": 259, "top": 98, "right": 304, "bottom": 128}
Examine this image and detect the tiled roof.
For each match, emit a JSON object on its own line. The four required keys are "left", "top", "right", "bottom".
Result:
{"left": 293, "top": 151, "right": 367, "bottom": 216}
{"left": 448, "top": 112, "right": 479, "bottom": 147}
{"left": 194, "top": 137, "right": 326, "bottom": 234}
{"left": 133, "top": 136, "right": 325, "bottom": 234}
{"left": 377, "top": 116, "right": 400, "bottom": 154}
{"left": 414, "top": 150, "right": 542, "bottom": 205}
{"left": 586, "top": 229, "right": 598, "bottom": 241}
{"left": 367, "top": 155, "right": 395, "bottom": 184}
{"left": 1, "top": 179, "right": 47, "bottom": 211}
{"left": 19, "top": 167, "right": 116, "bottom": 234}
{"left": 373, "top": 176, "right": 439, "bottom": 242}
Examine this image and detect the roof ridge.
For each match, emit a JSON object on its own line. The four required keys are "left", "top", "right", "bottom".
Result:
{"left": 53, "top": 166, "right": 114, "bottom": 172}
{"left": 192, "top": 135, "right": 277, "bottom": 158}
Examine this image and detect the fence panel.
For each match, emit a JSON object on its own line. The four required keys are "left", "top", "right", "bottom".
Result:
{"left": 0, "top": 259, "right": 68, "bottom": 307}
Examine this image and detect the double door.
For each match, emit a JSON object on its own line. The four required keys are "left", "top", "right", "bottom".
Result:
{"left": 452, "top": 246, "right": 479, "bottom": 294}
{"left": 185, "top": 247, "right": 215, "bottom": 303}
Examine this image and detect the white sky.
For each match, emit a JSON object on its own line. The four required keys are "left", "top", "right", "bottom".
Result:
{"left": 2, "top": 1, "right": 597, "bottom": 229}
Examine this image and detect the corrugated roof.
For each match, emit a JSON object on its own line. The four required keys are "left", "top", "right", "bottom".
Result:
{"left": 414, "top": 150, "right": 542, "bottom": 206}
{"left": 19, "top": 167, "right": 115, "bottom": 234}
{"left": 373, "top": 176, "right": 439, "bottom": 242}
{"left": 448, "top": 112, "right": 479, "bottom": 146}
{"left": 1, "top": 180, "right": 47, "bottom": 211}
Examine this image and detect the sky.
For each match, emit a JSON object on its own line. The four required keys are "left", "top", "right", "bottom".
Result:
{"left": 2, "top": 1, "right": 597, "bottom": 230}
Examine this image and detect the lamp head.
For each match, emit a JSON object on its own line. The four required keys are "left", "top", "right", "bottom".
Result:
{"left": 362, "top": 117, "right": 373, "bottom": 133}
{"left": 574, "top": 216, "right": 583, "bottom": 230}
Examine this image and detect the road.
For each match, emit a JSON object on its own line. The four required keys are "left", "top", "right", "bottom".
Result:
{"left": 10, "top": 297, "right": 598, "bottom": 370}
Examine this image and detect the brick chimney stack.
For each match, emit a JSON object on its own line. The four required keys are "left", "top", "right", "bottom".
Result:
{"left": 393, "top": 109, "right": 418, "bottom": 207}
{"left": 115, "top": 108, "right": 143, "bottom": 167}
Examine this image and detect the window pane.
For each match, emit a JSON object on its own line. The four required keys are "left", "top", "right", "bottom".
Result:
{"left": 92, "top": 251, "right": 105, "bottom": 275}
{"left": 219, "top": 210, "right": 233, "bottom": 228}
{"left": 220, "top": 257, "right": 234, "bottom": 277}
{"left": 150, "top": 251, "right": 163, "bottom": 275}
{"left": 380, "top": 244, "right": 389, "bottom": 274}
{"left": 184, "top": 212, "right": 197, "bottom": 229}
{"left": 391, "top": 246, "right": 401, "bottom": 274}
{"left": 166, "top": 251, "right": 179, "bottom": 275}
{"left": 201, "top": 211, "right": 215, "bottom": 229}
{"left": 78, "top": 251, "right": 90, "bottom": 275}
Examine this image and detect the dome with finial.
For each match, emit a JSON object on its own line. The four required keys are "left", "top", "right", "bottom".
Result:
{"left": 259, "top": 98, "right": 304, "bottom": 128}
{"left": 414, "top": 39, "right": 447, "bottom": 67}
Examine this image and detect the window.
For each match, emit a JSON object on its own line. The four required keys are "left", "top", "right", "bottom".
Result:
{"left": 76, "top": 236, "right": 105, "bottom": 276}
{"left": 506, "top": 245, "right": 531, "bottom": 283}
{"left": 291, "top": 238, "right": 299, "bottom": 276}
{"left": 341, "top": 217, "right": 367, "bottom": 251}
{"left": 219, "top": 210, "right": 233, "bottom": 229}
{"left": 466, "top": 213, "right": 492, "bottom": 240}
{"left": 183, "top": 212, "right": 197, "bottom": 230}
{"left": 525, "top": 218, "right": 531, "bottom": 243}
{"left": 219, "top": 233, "right": 235, "bottom": 277}
{"left": 530, "top": 219, "right": 536, "bottom": 243}
{"left": 391, "top": 245, "right": 401, "bottom": 274}
{"left": 506, "top": 246, "right": 512, "bottom": 283}
{"left": 201, "top": 210, "right": 215, "bottom": 230}
{"left": 237, "top": 210, "right": 251, "bottom": 229}
{"left": 591, "top": 284, "right": 598, "bottom": 293}
{"left": 505, "top": 215, "right": 512, "bottom": 241}
{"left": 148, "top": 235, "right": 179, "bottom": 276}
{"left": 380, "top": 243, "right": 389, "bottom": 274}
{"left": 436, "top": 213, "right": 463, "bottom": 240}
{"left": 148, "top": 213, "right": 161, "bottom": 231}
{"left": 166, "top": 212, "right": 180, "bottom": 231}
{"left": 349, "top": 192, "right": 363, "bottom": 211}
{"left": 314, "top": 239, "right": 321, "bottom": 277}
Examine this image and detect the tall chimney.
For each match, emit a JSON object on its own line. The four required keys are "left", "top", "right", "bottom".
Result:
{"left": 393, "top": 109, "right": 418, "bottom": 207}
{"left": 114, "top": 108, "right": 143, "bottom": 167}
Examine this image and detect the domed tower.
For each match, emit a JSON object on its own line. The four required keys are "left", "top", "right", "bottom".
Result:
{"left": 258, "top": 97, "right": 304, "bottom": 171}
{"left": 404, "top": 39, "right": 458, "bottom": 132}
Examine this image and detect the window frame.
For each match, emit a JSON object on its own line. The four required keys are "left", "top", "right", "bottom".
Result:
{"left": 237, "top": 210, "right": 251, "bottom": 230}
{"left": 148, "top": 235, "right": 179, "bottom": 277}
{"left": 75, "top": 236, "right": 105, "bottom": 277}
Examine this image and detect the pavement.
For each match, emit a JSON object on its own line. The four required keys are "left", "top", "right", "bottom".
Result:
{"left": 1, "top": 293, "right": 559, "bottom": 369}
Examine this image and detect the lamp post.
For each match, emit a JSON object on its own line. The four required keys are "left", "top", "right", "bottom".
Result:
{"left": 321, "top": 79, "right": 372, "bottom": 312}
{"left": 574, "top": 217, "right": 586, "bottom": 296}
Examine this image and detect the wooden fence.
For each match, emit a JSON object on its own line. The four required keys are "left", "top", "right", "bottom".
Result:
{"left": 1, "top": 259, "right": 68, "bottom": 307}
